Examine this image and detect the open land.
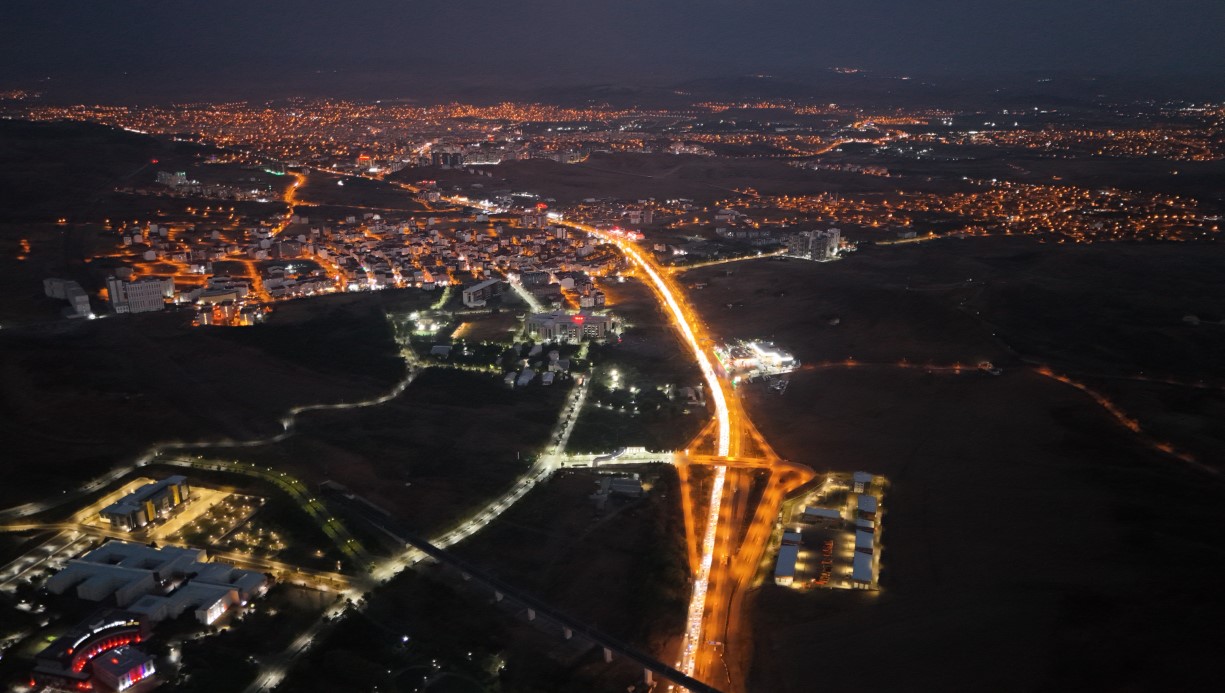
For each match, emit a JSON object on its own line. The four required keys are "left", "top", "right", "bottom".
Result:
{"left": 193, "top": 367, "right": 570, "bottom": 536}
{"left": 451, "top": 465, "right": 689, "bottom": 650}
{"left": 742, "top": 368, "right": 1225, "bottom": 692}
{"left": 0, "top": 299, "right": 405, "bottom": 508}
{"left": 274, "top": 564, "right": 662, "bottom": 693}
{"left": 675, "top": 239, "right": 1225, "bottom": 691}
{"left": 683, "top": 237, "right": 1225, "bottom": 380}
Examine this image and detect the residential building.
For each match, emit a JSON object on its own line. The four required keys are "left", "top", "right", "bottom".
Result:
{"left": 462, "top": 278, "right": 505, "bottom": 307}
{"left": 106, "top": 276, "right": 173, "bottom": 314}
{"left": 783, "top": 228, "right": 841, "bottom": 261}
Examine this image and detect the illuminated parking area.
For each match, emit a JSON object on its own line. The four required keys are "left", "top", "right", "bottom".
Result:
{"left": 775, "top": 471, "right": 887, "bottom": 591}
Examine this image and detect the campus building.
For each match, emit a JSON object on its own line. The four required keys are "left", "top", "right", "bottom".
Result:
{"left": 524, "top": 310, "right": 615, "bottom": 343}
{"left": 99, "top": 476, "right": 192, "bottom": 531}
{"left": 30, "top": 609, "right": 155, "bottom": 692}
{"left": 45, "top": 541, "right": 269, "bottom": 626}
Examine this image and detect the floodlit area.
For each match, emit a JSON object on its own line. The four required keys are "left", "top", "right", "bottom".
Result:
{"left": 774, "top": 471, "right": 887, "bottom": 591}
{"left": 714, "top": 340, "right": 799, "bottom": 382}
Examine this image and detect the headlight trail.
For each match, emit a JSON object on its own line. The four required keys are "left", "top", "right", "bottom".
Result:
{"left": 567, "top": 222, "right": 731, "bottom": 682}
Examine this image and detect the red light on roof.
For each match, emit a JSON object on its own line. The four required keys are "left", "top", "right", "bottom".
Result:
{"left": 572, "top": 315, "right": 585, "bottom": 325}
{"left": 151, "top": 159, "right": 159, "bottom": 164}
{"left": 536, "top": 203, "right": 548, "bottom": 210}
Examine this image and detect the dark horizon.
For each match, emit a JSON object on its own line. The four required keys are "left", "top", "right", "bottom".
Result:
{"left": 3, "top": 1, "right": 1224, "bottom": 104}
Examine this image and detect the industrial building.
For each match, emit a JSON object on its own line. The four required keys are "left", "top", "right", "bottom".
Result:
{"left": 853, "top": 471, "right": 873, "bottom": 494}
{"left": 774, "top": 544, "right": 800, "bottom": 586}
{"left": 45, "top": 541, "right": 269, "bottom": 625}
{"left": 99, "top": 476, "right": 192, "bottom": 531}
{"left": 857, "top": 494, "right": 878, "bottom": 520}
{"left": 855, "top": 530, "right": 875, "bottom": 554}
{"left": 30, "top": 609, "right": 154, "bottom": 692}
{"left": 852, "top": 552, "right": 875, "bottom": 589}
{"left": 524, "top": 310, "right": 616, "bottom": 343}
{"left": 801, "top": 505, "right": 843, "bottom": 528}
{"left": 600, "top": 475, "right": 644, "bottom": 498}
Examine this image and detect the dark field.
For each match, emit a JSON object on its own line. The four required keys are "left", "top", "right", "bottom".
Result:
{"left": 395, "top": 152, "right": 887, "bottom": 206}
{"left": 740, "top": 368, "right": 1225, "bottom": 692}
{"left": 196, "top": 367, "right": 569, "bottom": 536}
{"left": 0, "top": 300, "right": 404, "bottom": 509}
{"left": 683, "top": 237, "right": 1225, "bottom": 381}
{"left": 275, "top": 564, "right": 661, "bottom": 693}
{"left": 0, "top": 119, "right": 161, "bottom": 222}
{"left": 675, "top": 237, "right": 1225, "bottom": 690}
{"left": 452, "top": 466, "right": 689, "bottom": 651}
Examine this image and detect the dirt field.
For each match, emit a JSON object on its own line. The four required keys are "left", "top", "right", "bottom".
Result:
{"left": 452, "top": 466, "right": 688, "bottom": 650}
{"left": 682, "top": 237, "right": 1225, "bottom": 380}
{"left": 295, "top": 169, "right": 427, "bottom": 212}
{"left": 739, "top": 368, "right": 1225, "bottom": 691}
{"left": 196, "top": 367, "right": 570, "bottom": 535}
{"left": 672, "top": 237, "right": 1225, "bottom": 691}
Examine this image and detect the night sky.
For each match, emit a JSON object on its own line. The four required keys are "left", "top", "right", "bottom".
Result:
{"left": 4, "top": 1, "right": 1223, "bottom": 100}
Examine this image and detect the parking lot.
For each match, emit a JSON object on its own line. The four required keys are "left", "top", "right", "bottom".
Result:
{"left": 774, "top": 472, "right": 885, "bottom": 590}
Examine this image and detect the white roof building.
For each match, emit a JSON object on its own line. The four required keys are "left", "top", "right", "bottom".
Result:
{"left": 43, "top": 542, "right": 267, "bottom": 624}
{"left": 775, "top": 544, "right": 800, "bottom": 586}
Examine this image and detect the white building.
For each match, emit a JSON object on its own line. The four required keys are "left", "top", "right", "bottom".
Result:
{"left": 45, "top": 541, "right": 269, "bottom": 625}
{"left": 106, "top": 276, "right": 173, "bottom": 314}
{"left": 44, "top": 278, "right": 93, "bottom": 318}
{"left": 462, "top": 278, "right": 505, "bottom": 307}
{"left": 524, "top": 310, "right": 615, "bottom": 343}
{"left": 775, "top": 544, "right": 800, "bottom": 586}
{"left": 784, "top": 228, "right": 841, "bottom": 261}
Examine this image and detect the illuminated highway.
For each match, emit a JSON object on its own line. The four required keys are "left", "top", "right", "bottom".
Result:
{"left": 543, "top": 214, "right": 813, "bottom": 690}
{"left": 431, "top": 192, "right": 785, "bottom": 687}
